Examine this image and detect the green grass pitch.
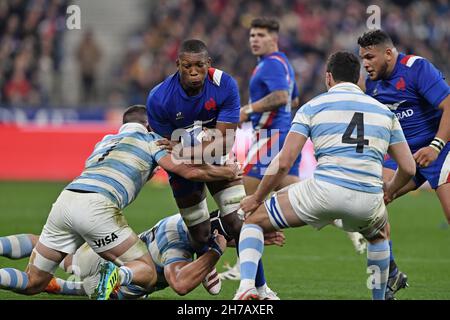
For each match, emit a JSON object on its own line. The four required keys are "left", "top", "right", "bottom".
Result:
{"left": 0, "top": 181, "right": 449, "bottom": 300}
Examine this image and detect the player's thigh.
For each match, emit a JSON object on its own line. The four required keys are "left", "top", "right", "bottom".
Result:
{"left": 206, "top": 177, "right": 243, "bottom": 195}
{"left": 243, "top": 175, "right": 261, "bottom": 195}
{"left": 96, "top": 232, "right": 150, "bottom": 267}
{"left": 169, "top": 173, "right": 206, "bottom": 208}
{"left": 246, "top": 189, "right": 307, "bottom": 233}
{"left": 39, "top": 190, "right": 86, "bottom": 256}
{"left": 207, "top": 179, "right": 246, "bottom": 218}
{"left": 436, "top": 183, "right": 450, "bottom": 223}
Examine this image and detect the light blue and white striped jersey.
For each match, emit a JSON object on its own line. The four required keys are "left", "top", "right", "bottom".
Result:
{"left": 135, "top": 214, "right": 194, "bottom": 293}
{"left": 66, "top": 123, "right": 167, "bottom": 209}
{"left": 290, "top": 82, "right": 406, "bottom": 193}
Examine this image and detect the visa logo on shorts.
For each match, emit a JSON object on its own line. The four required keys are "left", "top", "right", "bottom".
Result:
{"left": 94, "top": 232, "right": 118, "bottom": 248}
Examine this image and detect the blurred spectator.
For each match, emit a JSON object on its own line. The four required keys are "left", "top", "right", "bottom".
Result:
{"left": 76, "top": 29, "right": 102, "bottom": 105}
{"left": 1, "top": 0, "right": 449, "bottom": 109}
{"left": 117, "top": 0, "right": 450, "bottom": 108}
{"left": 0, "top": 0, "right": 68, "bottom": 107}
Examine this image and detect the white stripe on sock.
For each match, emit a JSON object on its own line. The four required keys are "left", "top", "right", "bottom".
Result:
{"left": 8, "top": 236, "right": 20, "bottom": 258}
{"left": 239, "top": 248, "right": 262, "bottom": 264}
{"left": 0, "top": 269, "right": 11, "bottom": 287}
{"left": 15, "top": 270, "right": 25, "bottom": 289}
{"left": 367, "top": 250, "right": 390, "bottom": 261}
{"left": 241, "top": 226, "right": 263, "bottom": 240}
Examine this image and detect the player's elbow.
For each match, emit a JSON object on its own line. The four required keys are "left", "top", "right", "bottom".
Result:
{"left": 400, "top": 159, "right": 416, "bottom": 179}
{"left": 278, "top": 157, "right": 292, "bottom": 173}
{"left": 171, "top": 281, "right": 191, "bottom": 296}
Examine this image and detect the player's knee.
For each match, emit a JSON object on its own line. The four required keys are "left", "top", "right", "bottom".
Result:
{"left": 213, "top": 185, "right": 246, "bottom": 217}
{"left": 221, "top": 212, "right": 243, "bottom": 238}
{"left": 180, "top": 199, "right": 210, "bottom": 229}
{"left": 188, "top": 221, "right": 211, "bottom": 247}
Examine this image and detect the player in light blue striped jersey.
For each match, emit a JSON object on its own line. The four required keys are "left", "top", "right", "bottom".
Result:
{"left": 0, "top": 105, "right": 240, "bottom": 299}
{"left": 234, "top": 52, "right": 416, "bottom": 300}
{"left": 0, "top": 210, "right": 284, "bottom": 299}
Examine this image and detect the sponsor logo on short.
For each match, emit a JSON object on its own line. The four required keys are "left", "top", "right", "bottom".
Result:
{"left": 94, "top": 232, "right": 118, "bottom": 248}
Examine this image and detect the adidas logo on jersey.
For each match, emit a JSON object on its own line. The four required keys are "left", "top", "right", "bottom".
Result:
{"left": 385, "top": 100, "right": 407, "bottom": 111}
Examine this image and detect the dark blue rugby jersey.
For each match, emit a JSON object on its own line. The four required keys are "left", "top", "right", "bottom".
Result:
{"left": 248, "top": 51, "right": 298, "bottom": 133}
{"left": 366, "top": 53, "right": 450, "bottom": 152}
{"left": 146, "top": 68, "right": 240, "bottom": 138}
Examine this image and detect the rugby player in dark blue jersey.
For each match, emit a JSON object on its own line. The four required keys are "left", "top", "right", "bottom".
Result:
{"left": 146, "top": 40, "right": 277, "bottom": 299}
{"left": 358, "top": 29, "right": 450, "bottom": 299}
{"left": 239, "top": 17, "right": 301, "bottom": 193}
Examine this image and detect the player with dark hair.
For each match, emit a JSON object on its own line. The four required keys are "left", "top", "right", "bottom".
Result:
{"left": 219, "top": 17, "right": 302, "bottom": 284}
{"left": 240, "top": 17, "right": 301, "bottom": 192}
{"left": 358, "top": 29, "right": 450, "bottom": 299}
{"left": 146, "top": 39, "right": 276, "bottom": 299}
{"left": 0, "top": 209, "right": 285, "bottom": 299}
{"left": 0, "top": 105, "right": 240, "bottom": 300}
{"left": 234, "top": 51, "right": 415, "bottom": 300}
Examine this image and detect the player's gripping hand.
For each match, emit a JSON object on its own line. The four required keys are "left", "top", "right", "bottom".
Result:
{"left": 209, "top": 230, "right": 227, "bottom": 256}
{"left": 224, "top": 162, "right": 244, "bottom": 181}
{"left": 413, "top": 146, "right": 438, "bottom": 168}
{"left": 239, "top": 195, "right": 262, "bottom": 217}
{"left": 383, "top": 181, "right": 397, "bottom": 205}
{"left": 263, "top": 230, "right": 286, "bottom": 247}
{"left": 156, "top": 138, "right": 179, "bottom": 153}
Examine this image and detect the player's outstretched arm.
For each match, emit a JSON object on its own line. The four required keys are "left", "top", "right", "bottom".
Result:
{"left": 240, "top": 90, "right": 289, "bottom": 123}
{"left": 157, "top": 154, "right": 242, "bottom": 182}
{"left": 385, "top": 141, "right": 417, "bottom": 203}
{"left": 164, "top": 232, "right": 226, "bottom": 296}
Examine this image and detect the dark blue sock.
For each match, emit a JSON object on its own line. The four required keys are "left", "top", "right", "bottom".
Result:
{"left": 255, "top": 260, "right": 266, "bottom": 287}
{"left": 389, "top": 240, "right": 398, "bottom": 278}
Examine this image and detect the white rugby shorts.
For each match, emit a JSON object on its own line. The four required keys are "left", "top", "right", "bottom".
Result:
{"left": 266, "top": 178, "right": 387, "bottom": 239}
{"left": 39, "top": 190, "right": 133, "bottom": 254}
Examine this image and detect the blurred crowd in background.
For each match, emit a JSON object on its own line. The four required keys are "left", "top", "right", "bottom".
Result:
{"left": 1, "top": 0, "right": 449, "bottom": 109}
{"left": 0, "top": 0, "right": 68, "bottom": 107}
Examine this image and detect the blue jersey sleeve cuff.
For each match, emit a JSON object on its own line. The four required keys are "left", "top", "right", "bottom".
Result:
{"left": 290, "top": 123, "right": 309, "bottom": 137}
{"left": 389, "top": 129, "right": 407, "bottom": 145}
{"left": 154, "top": 149, "right": 168, "bottom": 162}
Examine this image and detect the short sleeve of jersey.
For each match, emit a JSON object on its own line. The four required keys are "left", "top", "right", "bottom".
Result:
{"left": 161, "top": 247, "right": 193, "bottom": 266}
{"left": 146, "top": 90, "right": 174, "bottom": 138}
{"left": 217, "top": 75, "right": 240, "bottom": 124}
{"left": 389, "top": 116, "right": 407, "bottom": 146}
{"left": 290, "top": 104, "right": 311, "bottom": 137}
{"left": 148, "top": 132, "right": 168, "bottom": 162}
{"left": 261, "top": 58, "right": 290, "bottom": 92}
{"left": 413, "top": 59, "right": 450, "bottom": 108}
